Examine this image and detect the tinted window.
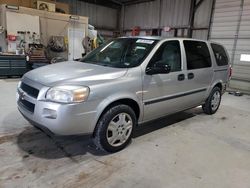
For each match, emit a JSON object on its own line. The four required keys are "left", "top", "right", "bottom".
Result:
{"left": 211, "top": 43, "right": 228, "bottom": 66}
{"left": 148, "top": 41, "right": 181, "bottom": 72}
{"left": 184, "top": 41, "right": 212, "bottom": 70}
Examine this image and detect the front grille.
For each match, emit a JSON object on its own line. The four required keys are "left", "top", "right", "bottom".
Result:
{"left": 20, "top": 82, "right": 39, "bottom": 98}
{"left": 18, "top": 99, "right": 35, "bottom": 113}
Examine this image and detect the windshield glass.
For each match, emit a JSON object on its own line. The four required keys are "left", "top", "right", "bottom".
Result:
{"left": 81, "top": 38, "right": 158, "bottom": 68}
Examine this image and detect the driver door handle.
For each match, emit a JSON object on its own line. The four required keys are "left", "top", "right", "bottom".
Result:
{"left": 178, "top": 74, "right": 185, "bottom": 81}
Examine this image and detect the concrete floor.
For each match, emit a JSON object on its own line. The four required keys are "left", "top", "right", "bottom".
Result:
{"left": 0, "top": 78, "right": 250, "bottom": 188}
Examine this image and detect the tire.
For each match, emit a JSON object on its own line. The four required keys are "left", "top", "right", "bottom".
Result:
{"left": 93, "top": 104, "right": 136, "bottom": 152}
{"left": 202, "top": 87, "right": 222, "bottom": 115}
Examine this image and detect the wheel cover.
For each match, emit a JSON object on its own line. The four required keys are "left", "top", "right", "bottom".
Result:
{"left": 106, "top": 113, "right": 133, "bottom": 147}
{"left": 211, "top": 91, "right": 221, "bottom": 111}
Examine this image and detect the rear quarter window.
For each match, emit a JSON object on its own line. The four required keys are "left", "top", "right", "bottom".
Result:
{"left": 184, "top": 40, "right": 212, "bottom": 70}
{"left": 211, "top": 43, "right": 229, "bottom": 66}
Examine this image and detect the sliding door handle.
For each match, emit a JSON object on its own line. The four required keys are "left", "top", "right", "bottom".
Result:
{"left": 188, "top": 73, "right": 194, "bottom": 80}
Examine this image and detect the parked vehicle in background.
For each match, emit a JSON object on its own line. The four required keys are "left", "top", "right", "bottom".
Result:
{"left": 17, "top": 37, "right": 231, "bottom": 152}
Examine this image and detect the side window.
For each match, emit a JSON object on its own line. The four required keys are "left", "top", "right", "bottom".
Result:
{"left": 211, "top": 43, "right": 229, "bottom": 66}
{"left": 184, "top": 41, "right": 212, "bottom": 70}
{"left": 148, "top": 40, "right": 181, "bottom": 72}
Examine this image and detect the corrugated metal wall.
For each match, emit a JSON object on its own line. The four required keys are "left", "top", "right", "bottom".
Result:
{"left": 209, "top": 0, "right": 241, "bottom": 59}
{"left": 160, "top": 0, "right": 191, "bottom": 27}
{"left": 123, "top": 0, "right": 213, "bottom": 40}
{"left": 123, "top": 0, "right": 191, "bottom": 30}
{"left": 123, "top": 0, "right": 160, "bottom": 29}
{"left": 58, "top": 0, "right": 118, "bottom": 30}
{"left": 194, "top": 0, "right": 213, "bottom": 27}
{"left": 192, "top": 0, "right": 214, "bottom": 40}
{"left": 209, "top": 0, "right": 250, "bottom": 92}
{"left": 55, "top": 0, "right": 213, "bottom": 40}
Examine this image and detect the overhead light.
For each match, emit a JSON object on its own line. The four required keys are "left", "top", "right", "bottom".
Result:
{"left": 69, "top": 15, "right": 79, "bottom": 20}
{"left": 6, "top": 5, "right": 19, "bottom": 10}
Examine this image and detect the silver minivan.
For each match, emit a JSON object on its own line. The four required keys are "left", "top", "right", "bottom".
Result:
{"left": 17, "top": 37, "right": 231, "bottom": 152}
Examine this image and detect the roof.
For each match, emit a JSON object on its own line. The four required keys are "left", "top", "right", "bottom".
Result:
{"left": 120, "top": 36, "right": 163, "bottom": 40}
{"left": 119, "top": 36, "right": 210, "bottom": 43}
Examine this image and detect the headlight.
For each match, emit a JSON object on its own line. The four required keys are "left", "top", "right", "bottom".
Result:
{"left": 46, "top": 85, "right": 89, "bottom": 103}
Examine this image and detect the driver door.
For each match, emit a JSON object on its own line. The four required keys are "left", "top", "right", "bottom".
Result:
{"left": 143, "top": 40, "right": 191, "bottom": 121}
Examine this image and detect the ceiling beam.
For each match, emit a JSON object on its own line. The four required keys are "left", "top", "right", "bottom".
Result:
{"left": 124, "top": 0, "right": 156, "bottom": 6}
{"left": 77, "top": 0, "right": 122, "bottom": 9}
{"left": 77, "top": 0, "right": 156, "bottom": 8}
{"left": 109, "top": 0, "right": 123, "bottom": 5}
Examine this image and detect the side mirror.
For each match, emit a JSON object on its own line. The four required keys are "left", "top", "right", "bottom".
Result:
{"left": 146, "top": 62, "right": 171, "bottom": 75}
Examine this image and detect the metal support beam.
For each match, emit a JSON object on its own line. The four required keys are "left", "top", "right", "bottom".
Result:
{"left": 231, "top": 0, "right": 244, "bottom": 67}
{"left": 187, "top": 0, "right": 196, "bottom": 38}
{"left": 78, "top": 0, "right": 156, "bottom": 7}
{"left": 195, "top": 0, "right": 205, "bottom": 11}
{"left": 119, "top": 4, "right": 125, "bottom": 35}
{"left": 124, "top": 0, "right": 156, "bottom": 6}
{"left": 207, "top": 0, "right": 216, "bottom": 40}
{"left": 188, "top": 0, "right": 207, "bottom": 38}
{"left": 109, "top": 0, "right": 123, "bottom": 5}
{"left": 77, "top": 0, "right": 122, "bottom": 9}
{"left": 116, "top": 4, "right": 124, "bottom": 36}
{"left": 158, "top": 0, "right": 162, "bottom": 36}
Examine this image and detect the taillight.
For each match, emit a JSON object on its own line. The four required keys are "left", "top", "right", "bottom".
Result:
{"left": 229, "top": 65, "right": 232, "bottom": 78}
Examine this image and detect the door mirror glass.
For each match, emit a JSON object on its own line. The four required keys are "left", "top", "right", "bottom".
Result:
{"left": 146, "top": 61, "right": 171, "bottom": 75}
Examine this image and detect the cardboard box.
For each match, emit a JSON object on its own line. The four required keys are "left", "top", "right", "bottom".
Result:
{"left": 0, "top": 0, "right": 69, "bottom": 14}
{"left": 0, "top": 0, "right": 20, "bottom": 6}
{"left": 20, "top": 0, "right": 31, "bottom": 7}
{"left": 55, "top": 1, "right": 69, "bottom": 14}
{"left": 37, "top": 0, "right": 55, "bottom": 12}
{"left": 0, "top": 0, "right": 33, "bottom": 7}
{"left": 30, "top": 0, "right": 69, "bottom": 14}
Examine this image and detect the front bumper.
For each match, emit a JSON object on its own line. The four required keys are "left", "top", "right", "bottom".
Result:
{"left": 17, "top": 80, "right": 98, "bottom": 135}
{"left": 17, "top": 100, "right": 97, "bottom": 135}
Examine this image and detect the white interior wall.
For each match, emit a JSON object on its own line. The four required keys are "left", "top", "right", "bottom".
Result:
{"left": 6, "top": 11, "right": 40, "bottom": 35}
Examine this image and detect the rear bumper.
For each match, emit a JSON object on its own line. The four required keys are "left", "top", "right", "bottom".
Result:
{"left": 222, "top": 82, "right": 227, "bottom": 94}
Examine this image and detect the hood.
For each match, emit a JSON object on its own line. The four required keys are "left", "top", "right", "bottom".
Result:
{"left": 24, "top": 61, "right": 127, "bottom": 86}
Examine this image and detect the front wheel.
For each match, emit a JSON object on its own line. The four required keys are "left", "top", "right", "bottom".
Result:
{"left": 202, "top": 87, "right": 222, "bottom": 114}
{"left": 93, "top": 104, "right": 136, "bottom": 152}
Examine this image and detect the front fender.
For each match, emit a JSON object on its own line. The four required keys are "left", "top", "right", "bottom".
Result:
{"left": 90, "top": 92, "right": 143, "bottom": 132}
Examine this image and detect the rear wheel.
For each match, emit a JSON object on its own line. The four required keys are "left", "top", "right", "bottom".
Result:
{"left": 202, "top": 87, "right": 222, "bottom": 114}
{"left": 93, "top": 104, "right": 136, "bottom": 152}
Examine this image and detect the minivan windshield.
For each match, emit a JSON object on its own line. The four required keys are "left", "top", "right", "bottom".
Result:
{"left": 81, "top": 38, "right": 158, "bottom": 68}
